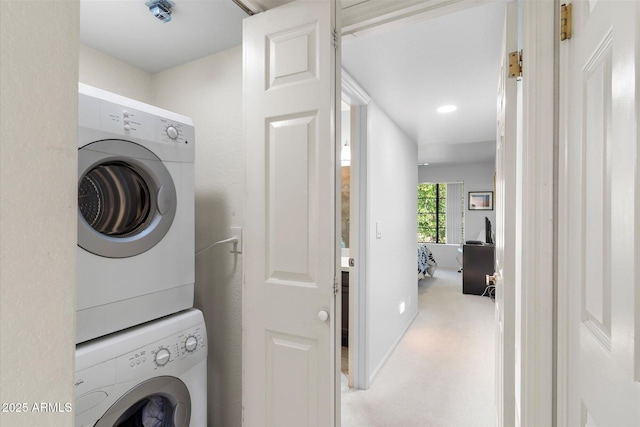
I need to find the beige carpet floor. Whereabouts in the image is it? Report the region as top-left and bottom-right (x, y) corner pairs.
(341, 267), (496, 427)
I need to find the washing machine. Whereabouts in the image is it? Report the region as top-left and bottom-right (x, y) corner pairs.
(75, 309), (207, 426)
(76, 83), (195, 343)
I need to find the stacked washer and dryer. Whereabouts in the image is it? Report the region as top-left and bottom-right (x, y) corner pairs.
(74, 83), (206, 426)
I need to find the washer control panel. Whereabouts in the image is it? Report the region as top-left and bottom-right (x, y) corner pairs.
(116, 323), (206, 383)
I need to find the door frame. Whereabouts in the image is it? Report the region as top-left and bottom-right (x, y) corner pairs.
(495, 3), (518, 425)
(341, 70), (371, 390)
(517, 1), (557, 425)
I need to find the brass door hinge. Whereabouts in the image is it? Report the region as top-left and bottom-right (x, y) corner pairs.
(561, 3), (572, 41)
(508, 50), (522, 78)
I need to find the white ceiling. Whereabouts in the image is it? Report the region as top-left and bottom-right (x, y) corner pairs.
(80, 0), (248, 74)
(80, 0), (506, 165)
(342, 1), (506, 165)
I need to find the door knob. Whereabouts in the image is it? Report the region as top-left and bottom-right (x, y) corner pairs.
(486, 273), (497, 286)
(317, 310), (329, 322)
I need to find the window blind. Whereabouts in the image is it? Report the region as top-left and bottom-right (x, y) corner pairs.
(446, 183), (464, 244)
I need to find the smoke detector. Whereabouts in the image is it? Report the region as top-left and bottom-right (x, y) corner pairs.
(145, 0), (175, 23)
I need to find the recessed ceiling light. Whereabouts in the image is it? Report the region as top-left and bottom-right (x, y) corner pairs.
(437, 105), (457, 113)
(419, 163), (429, 166)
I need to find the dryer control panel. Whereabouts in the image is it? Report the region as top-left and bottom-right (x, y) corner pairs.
(99, 103), (194, 147)
(78, 83), (195, 163)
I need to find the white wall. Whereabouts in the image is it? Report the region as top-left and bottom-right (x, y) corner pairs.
(0, 2), (79, 426)
(78, 46), (244, 427)
(79, 44), (153, 104)
(152, 47), (243, 427)
(367, 102), (419, 381)
(426, 244), (462, 269)
(418, 162), (496, 267)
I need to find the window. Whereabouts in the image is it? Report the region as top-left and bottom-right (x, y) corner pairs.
(418, 182), (464, 244)
(417, 183), (446, 243)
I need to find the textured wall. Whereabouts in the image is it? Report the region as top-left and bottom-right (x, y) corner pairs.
(0, 1), (79, 426)
(152, 47), (243, 427)
(79, 44), (153, 104)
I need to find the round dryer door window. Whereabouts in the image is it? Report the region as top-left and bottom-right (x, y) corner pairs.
(78, 140), (177, 258)
(79, 162), (152, 237)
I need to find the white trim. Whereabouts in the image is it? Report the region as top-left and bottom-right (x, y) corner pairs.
(496, 3), (518, 425)
(342, 70), (371, 106)
(556, 0), (571, 422)
(341, 69), (370, 390)
(334, 3), (341, 425)
(232, 0), (264, 14)
(519, 0), (556, 425)
(342, 0), (494, 39)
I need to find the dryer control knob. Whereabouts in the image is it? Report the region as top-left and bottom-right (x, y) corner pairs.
(166, 126), (178, 140)
(155, 348), (170, 366)
(185, 336), (198, 352)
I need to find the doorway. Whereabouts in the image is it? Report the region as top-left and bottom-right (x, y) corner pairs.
(339, 98), (352, 385)
(343, 0), (503, 422)
(339, 84), (370, 392)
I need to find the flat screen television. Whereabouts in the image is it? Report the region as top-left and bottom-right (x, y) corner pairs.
(485, 216), (494, 245)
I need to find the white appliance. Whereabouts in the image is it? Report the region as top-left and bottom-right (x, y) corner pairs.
(76, 83), (195, 343)
(75, 309), (207, 426)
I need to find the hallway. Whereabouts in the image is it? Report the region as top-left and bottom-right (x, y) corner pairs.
(342, 267), (495, 427)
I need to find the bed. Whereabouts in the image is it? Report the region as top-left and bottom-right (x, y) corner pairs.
(418, 243), (437, 279)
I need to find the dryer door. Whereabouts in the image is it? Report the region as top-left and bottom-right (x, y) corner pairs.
(94, 376), (190, 427)
(78, 140), (176, 258)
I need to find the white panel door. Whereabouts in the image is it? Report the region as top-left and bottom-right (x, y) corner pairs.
(243, 1), (339, 426)
(495, 3), (518, 427)
(560, 1), (640, 425)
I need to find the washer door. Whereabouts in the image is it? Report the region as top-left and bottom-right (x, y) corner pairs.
(94, 376), (190, 427)
(78, 140), (176, 258)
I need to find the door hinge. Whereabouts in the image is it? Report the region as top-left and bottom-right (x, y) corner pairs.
(332, 28), (339, 50)
(508, 50), (522, 78)
(560, 3), (572, 41)
(333, 277), (339, 295)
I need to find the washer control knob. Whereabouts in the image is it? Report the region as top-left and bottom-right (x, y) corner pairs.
(155, 348), (170, 366)
(185, 336), (198, 352)
(166, 126), (178, 140)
